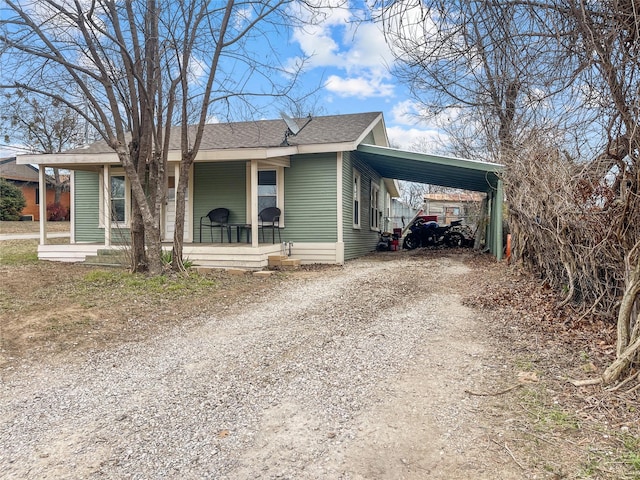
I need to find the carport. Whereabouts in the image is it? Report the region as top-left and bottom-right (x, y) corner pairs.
(356, 144), (505, 260)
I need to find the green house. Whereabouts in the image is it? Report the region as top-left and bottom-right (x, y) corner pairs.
(17, 112), (504, 268)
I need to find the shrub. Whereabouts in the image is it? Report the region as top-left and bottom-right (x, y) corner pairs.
(47, 202), (68, 221)
(0, 178), (26, 221)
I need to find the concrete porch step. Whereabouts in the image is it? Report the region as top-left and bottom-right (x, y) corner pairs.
(84, 249), (128, 267)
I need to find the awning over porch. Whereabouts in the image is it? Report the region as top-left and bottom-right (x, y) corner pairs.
(355, 144), (505, 260)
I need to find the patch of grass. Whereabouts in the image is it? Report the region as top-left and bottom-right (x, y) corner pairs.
(518, 387), (580, 431)
(622, 434), (640, 471)
(575, 437), (640, 479)
(544, 407), (580, 430)
(514, 357), (536, 371)
(0, 239), (39, 264)
(577, 456), (599, 477)
(0, 237), (70, 265)
(80, 269), (217, 300)
(47, 316), (93, 332)
(0, 220), (69, 234)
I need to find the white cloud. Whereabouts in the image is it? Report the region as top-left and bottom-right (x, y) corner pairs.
(386, 125), (449, 152)
(340, 23), (394, 73)
(390, 99), (461, 130)
(234, 6), (253, 29)
(187, 56), (207, 85)
(324, 74), (394, 98)
(288, 2), (396, 100)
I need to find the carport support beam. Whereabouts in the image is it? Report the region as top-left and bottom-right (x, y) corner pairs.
(490, 180), (504, 261)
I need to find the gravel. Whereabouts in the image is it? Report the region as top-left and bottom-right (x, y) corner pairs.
(0, 254), (518, 479)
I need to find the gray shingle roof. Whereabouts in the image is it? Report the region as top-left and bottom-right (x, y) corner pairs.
(69, 112), (382, 155)
(0, 157), (40, 181)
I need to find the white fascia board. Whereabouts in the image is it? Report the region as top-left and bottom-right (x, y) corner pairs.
(296, 142), (356, 155)
(16, 152), (120, 165)
(189, 143), (356, 160)
(260, 156), (290, 167)
(188, 146), (298, 162)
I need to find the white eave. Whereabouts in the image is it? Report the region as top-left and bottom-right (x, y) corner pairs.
(16, 152), (120, 166)
(17, 141), (363, 167)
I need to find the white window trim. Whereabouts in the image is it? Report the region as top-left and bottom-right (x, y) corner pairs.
(385, 192), (391, 232)
(250, 165), (285, 226)
(98, 168), (131, 228)
(370, 181), (380, 231)
(353, 169), (361, 229)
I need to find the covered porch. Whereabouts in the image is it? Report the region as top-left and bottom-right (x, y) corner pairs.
(37, 241), (287, 270)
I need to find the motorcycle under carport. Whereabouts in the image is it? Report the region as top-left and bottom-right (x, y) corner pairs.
(402, 218), (472, 250)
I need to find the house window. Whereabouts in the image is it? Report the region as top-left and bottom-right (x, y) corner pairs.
(35, 187), (40, 205)
(370, 181), (380, 230)
(446, 206), (460, 217)
(353, 169), (361, 228)
(99, 170), (130, 226)
(110, 175), (126, 222)
(258, 170), (277, 212)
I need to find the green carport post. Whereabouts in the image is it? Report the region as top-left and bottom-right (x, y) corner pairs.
(490, 179), (504, 261)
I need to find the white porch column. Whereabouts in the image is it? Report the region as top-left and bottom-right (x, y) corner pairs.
(69, 171), (75, 244)
(250, 159), (259, 247)
(38, 166), (47, 245)
(336, 152), (344, 243)
(336, 152), (345, 264)
(103, 164), (111, 246)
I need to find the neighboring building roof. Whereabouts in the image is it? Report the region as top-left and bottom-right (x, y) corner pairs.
(0, 157), (66, 187)
(424, 192), (485, 202)
(0, 157), (40, 182)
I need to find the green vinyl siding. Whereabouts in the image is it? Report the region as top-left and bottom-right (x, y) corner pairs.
(284, 153), (337, 242)
(193, 162), (246, 242)
(74, 170), (131, 243)
(361, 131), (375, 145)
(74, 170), (104, 243)
(342, 151), (381, 260)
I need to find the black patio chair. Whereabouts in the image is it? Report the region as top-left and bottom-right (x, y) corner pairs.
(199, 208), (231, 243)
(258, 207), (281, 243)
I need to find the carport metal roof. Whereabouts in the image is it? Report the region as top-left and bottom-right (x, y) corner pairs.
(356, 144), (503, 193)
(356, 144), (505, 260)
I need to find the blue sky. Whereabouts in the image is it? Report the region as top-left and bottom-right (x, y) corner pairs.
(278, 3), (446, 151)
(1, 1), (446, 157)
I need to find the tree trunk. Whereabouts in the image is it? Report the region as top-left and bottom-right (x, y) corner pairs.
(128, 137), (151, 273)
(129, 197), (147, 273)
(602, 246), (640, 384)
(115, 146), (163, 276)
(171, 158), (192, 272)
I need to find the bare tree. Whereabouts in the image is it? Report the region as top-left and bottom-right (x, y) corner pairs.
(376, 0), (639, 383)
(376, 0), (570, 161)
(505, 0), (639, 383)
(164, 0), (320, 271)
(547, 0), (639, 384)
(1, 91), (83, 203)
(1, 0), (168, 273)
(1, 0), (323, 275)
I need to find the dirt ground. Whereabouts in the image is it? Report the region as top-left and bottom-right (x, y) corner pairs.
(0, 221), (638, 479)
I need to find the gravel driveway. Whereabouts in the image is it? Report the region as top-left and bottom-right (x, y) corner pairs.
(1, 255), (523, 479)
